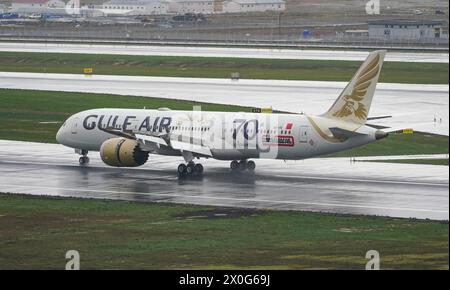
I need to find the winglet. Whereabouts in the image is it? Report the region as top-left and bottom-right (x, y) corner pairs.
(322, 50), (386, 125)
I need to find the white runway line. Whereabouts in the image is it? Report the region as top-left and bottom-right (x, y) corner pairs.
(0, 42), (448, 63)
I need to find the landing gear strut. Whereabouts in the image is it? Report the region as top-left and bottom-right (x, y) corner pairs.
(230, 160), (255, 172)
(178, 161), (204, 176)
(77, 149), (89, 166)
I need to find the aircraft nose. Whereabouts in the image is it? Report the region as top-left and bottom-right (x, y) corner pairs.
(56, 125), (64, 144)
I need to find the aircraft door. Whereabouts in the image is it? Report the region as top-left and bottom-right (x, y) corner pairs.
(299, 126), (309, 143)
(71, 117), (80, 135)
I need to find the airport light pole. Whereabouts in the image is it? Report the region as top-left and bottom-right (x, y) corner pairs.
(278, 12), (283, 41)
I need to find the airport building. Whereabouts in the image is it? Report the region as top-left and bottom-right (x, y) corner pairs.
(222, 0), (285, 13)
(99, 0), (169, 15)
(11, 0), (65, 14)
(368, 20), (446, 41)
(0, 3), (7, 13)
(9, 0), (286, 16)
(167, 0), (285, 15)
(168, 0), (215, 15)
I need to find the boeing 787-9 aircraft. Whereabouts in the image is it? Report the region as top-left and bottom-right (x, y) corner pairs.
(56, 50), (390, 175)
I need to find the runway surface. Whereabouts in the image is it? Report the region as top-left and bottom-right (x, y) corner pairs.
(0, 42), (448, 63)
(0, 140), (448, 220)
(1, 72), (448, 135)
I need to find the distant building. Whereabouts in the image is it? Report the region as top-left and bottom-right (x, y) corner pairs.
(11, 0), (65, 14)
(99, 0), (169, 15)
(223, 0), (285, 13)
(213, 0), (224, 13)
(167, 0), (285, 14)
(0, 1), (10, 13)
(343, 29), (369, 38)
(368, 20), (445, 40)
(168, 0), (215, 15)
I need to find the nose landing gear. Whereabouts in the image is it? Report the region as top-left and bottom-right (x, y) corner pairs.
(77, 149), (89, 166)
(79, 156), (90, 165)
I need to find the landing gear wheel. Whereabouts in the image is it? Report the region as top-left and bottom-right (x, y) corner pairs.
(194, 163), (204, 174)
(77, 149), (89, 166)
(177, 164), (187, 175)
(79, 156), (89, 165)
(238, 160), (247, 171)
(230, 160), (239, 171)
(246, 160), (256, 171)
(186, 163), (195, 174)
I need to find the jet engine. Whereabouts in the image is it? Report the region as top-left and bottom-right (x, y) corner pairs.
(100, 138), (148, 167)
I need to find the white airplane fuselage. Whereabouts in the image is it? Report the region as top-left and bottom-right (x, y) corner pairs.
(56, 108), (379, 161)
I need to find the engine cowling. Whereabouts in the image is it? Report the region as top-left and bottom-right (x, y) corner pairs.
(100, 138), (149, 167)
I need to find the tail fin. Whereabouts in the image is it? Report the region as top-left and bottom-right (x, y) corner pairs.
(322, 50), (386, 125)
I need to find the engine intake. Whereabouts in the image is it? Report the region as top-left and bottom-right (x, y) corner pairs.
(100, 138), (148, 167)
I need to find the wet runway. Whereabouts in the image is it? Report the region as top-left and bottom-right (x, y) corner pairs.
(0, 42), (448, 63)
(0, 140), (448, 220)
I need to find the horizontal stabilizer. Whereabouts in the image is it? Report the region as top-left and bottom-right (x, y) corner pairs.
(329, 127), (367, 140)
(367, 115), (392, 121)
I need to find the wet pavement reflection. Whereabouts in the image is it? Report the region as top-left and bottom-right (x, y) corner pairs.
(0, 140), (448, 220)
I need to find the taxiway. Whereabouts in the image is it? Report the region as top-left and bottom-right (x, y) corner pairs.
(0, 42), (448, 63)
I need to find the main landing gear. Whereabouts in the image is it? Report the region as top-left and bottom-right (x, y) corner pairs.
(78, 149), (89, 166)
(230, 160), (255, 172)
(178, 161), (204, 176)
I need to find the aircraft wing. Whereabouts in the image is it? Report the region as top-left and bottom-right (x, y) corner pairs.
(100, 127), (212, 157)
(101, 127), (169, 145)
(100, 127), (136, 139)
(170, 140), (213, 157)
(135, 133), (168, 146)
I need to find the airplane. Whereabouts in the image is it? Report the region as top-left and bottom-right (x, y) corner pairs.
(56, 50), (390, 175)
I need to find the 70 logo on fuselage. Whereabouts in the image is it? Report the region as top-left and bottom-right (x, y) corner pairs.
(232, 119), (259, 149)
(232, 119), (259, 140)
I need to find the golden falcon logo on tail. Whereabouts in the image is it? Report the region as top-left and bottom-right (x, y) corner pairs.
(333, 54), (380, 120)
